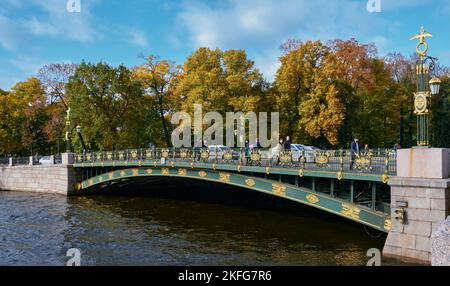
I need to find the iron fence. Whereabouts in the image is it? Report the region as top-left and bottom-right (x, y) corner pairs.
(0, 157), (8, 166)
(12, 157), (30, 166)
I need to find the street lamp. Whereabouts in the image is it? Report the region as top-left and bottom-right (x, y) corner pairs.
(410, 27), (440, 147)
(429, 77), (442, 96)
(75, 125), (87, 152)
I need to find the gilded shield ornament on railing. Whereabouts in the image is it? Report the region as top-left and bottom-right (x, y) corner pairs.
(223, 150), (233, 161)
(200, 149), (210, 160)
(95, 153), (102, 161)
(107, 152), (113, 160)
(76, 154), (83, 162)
(250, 150), (261, 162)
(314, 151), (331, 167)
(354, 151), (373, 172)
(118, 152), (125, 160)
(131, 150), (138, 160)
(179, 149), (189, 159)
(86, 153), (92, 162)
(279, 151), (292, 165)
(161, 149), (170, 158)
(146, 150), (153, 159)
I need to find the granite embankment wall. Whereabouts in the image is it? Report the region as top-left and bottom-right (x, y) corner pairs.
(0, 165), (76, 195)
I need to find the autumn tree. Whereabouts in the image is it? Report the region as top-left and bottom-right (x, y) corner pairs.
(274, 40), (346, 146)
(38, 63), (77, 152)
(67, 62), (147, 151)
(173, 48), (265, 114)
(0, 78), (47, 155)
(132, 55), (179, 147)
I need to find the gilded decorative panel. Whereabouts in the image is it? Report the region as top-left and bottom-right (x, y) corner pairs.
(272, 183), (286, 196)
(219, 172), (231, 183)
(340, 203), (361, 220)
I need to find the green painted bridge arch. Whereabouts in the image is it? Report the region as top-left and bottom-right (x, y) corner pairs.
(76, 166), (392, 233)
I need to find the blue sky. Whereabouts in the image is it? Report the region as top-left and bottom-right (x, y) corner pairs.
(0, 0), (449, 90)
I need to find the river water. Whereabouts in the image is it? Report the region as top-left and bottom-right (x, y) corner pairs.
(0, 184), (408, 266)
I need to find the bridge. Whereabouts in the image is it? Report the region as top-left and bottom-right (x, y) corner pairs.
(1, 146), (449, 264)
(71, 148), (396, 233)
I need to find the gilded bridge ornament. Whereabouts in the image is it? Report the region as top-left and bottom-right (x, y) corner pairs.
(250, 150), (261, 163)
(178, 168), (187, 176)
(314, 151), (331, 167)
(161, 168), (170, 175)
(381, 174), (389, 184)
(161, 149), (170, 159)
(354, 151), (373, 172)
(384, 218), (392, 231)
(245, 178), (256, 187)
(306, 194), (319, 204)
(223, 150), (233, 161)
(298, 169), (304, 177)
(279, 151), (292, 166)
(219, 172), (231, 183)
(107, 152), (113, 160)
(410, 26), (432, 59)
(198, 170), (207, 177)
(272, 183), (286, 196)
(131, 150), (138, 160)
(341, 203), (361, 220)
(200, 149), (210, 160)
(179, 149), (189, 159)
(414, 92), (430, 115)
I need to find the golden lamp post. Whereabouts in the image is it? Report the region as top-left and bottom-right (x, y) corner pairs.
(410, 26), (441, 147)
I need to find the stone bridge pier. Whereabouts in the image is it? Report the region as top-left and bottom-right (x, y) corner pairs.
(383, 148), (450, 264)
(0, 153), (77, 195)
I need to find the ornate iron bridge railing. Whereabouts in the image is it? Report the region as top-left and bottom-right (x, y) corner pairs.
(74, 147), (397, 177)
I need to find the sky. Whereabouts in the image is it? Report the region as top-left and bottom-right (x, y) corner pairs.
(0, 0), (449, 90)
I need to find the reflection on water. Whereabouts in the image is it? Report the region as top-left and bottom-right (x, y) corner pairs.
(0, 184), (408, 266)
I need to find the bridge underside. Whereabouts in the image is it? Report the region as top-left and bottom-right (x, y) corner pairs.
(74, 166), (392, 233)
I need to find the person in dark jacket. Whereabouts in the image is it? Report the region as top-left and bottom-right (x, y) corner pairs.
(284, 136), (291, 151)
(350, 138), (360, 169)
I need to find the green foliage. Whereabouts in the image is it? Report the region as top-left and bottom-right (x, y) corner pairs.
(67, 62), (148, 151)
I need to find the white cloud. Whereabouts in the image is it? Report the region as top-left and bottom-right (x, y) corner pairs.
(177, 0), (389, 80)
(22, 0), (99, 43)
(128, 29), (149, 48)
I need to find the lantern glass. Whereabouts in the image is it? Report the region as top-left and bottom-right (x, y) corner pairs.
(429, 77), (441, 96)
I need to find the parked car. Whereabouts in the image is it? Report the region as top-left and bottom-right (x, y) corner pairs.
(208, 145), (239, 160)
(291, 144), (316, 163)
(39, 156), (53, 165)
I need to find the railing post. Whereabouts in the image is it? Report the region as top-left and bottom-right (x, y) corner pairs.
(50, 155), (55, 165)
(29, 156), (34, 166)
(330, 179), (335, 197)
(371, 182), (376, 210)
(350, 180), (354, 203)
(8, 157), (13, 167)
